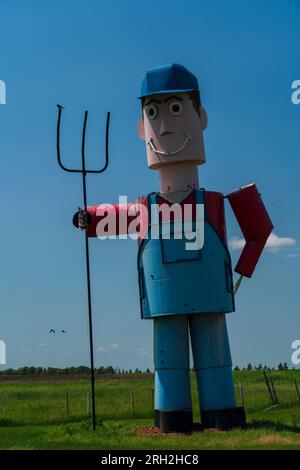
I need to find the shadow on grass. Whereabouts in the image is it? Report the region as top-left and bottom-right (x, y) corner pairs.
(157, 420), (300, 436)
(0, 415), (90, 427)
(248, 419), (300, 434)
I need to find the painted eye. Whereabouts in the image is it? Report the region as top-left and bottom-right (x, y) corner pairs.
(169, 101), (183, 116)
(147, 104), (157, 119)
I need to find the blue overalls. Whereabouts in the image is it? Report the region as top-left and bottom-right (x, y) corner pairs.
(138, 189), (244, 431)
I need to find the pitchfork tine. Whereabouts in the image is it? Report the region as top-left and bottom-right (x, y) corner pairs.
(56, 105), (110, 174)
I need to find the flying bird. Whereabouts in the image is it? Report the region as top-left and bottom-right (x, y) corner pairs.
(49, 329), (56, 334)
(61, 330), (66, 333)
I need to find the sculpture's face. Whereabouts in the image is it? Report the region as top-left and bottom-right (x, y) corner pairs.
(137, 92), (208, 169)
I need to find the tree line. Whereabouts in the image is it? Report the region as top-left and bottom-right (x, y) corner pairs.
(234, 362), (293, 371)
(0, 366), (152, 376)
(0, 363), (296, 375)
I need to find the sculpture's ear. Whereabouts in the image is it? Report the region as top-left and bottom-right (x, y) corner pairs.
(200, 107), (208, 130)
(137, 117), (145, 140)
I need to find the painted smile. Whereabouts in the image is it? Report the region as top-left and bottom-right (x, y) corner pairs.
(147, 133), (192, 156)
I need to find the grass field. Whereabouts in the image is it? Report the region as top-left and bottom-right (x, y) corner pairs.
(0, 371), (300, 450)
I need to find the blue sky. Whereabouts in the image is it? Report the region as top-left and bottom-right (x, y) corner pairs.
(0, 0), (299, 371)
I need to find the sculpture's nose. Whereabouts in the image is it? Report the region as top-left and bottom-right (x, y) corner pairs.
(159, 118), (174, 136)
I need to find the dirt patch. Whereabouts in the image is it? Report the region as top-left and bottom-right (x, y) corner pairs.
(134, 426), (166, 436)
(134, 426), (194, 437)
(258, 434), (296, 446)
(134, 424), (223, 437)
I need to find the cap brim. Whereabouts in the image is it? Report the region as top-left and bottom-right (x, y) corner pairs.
(138, 88), (197, 99)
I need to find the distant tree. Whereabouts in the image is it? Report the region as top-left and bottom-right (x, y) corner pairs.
(278, 363), (283, 371)
(283, 362), (289, 370)
(246, 363), (253, 371)
(234, 366), (240, 371)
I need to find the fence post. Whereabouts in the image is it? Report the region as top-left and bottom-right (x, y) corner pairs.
(263, 371), (275, 404)
(295, 381), (300, 401)
(238, 382), (245, 409)
(66, 392), (69, 417)
(87, 390), (90, 416)
(270, 377), (279, 404)
(130, 389), (135, 417)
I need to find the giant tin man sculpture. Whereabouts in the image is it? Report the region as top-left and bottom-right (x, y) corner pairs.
(74, 64), (273, 432)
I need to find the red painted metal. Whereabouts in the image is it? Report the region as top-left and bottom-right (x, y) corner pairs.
(226, 184), (273, 277)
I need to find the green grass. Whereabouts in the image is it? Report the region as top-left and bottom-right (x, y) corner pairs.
(0, 371), (300, 449)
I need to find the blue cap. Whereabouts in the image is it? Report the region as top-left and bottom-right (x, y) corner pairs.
(139, 63), (199, 98)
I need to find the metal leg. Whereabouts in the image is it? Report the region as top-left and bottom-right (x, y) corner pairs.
(154, 315), (193, 432)
(189, 313), (246, 429)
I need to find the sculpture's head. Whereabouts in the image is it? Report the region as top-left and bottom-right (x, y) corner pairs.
(137, 64), (208, 170)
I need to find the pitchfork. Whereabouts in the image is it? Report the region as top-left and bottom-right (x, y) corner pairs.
(56, 104), (110, 430)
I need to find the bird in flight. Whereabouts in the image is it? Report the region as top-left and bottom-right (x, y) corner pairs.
(61, 330), (66, 333)
(49, 329), (56, 334)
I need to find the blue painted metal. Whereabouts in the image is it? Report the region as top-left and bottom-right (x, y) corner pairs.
(138, 190), (235, 319)
(189, 314), (236, 410)
(153, 313), (236, 414)
(194, 366), (236, 411)
(139, 189), (237, 417)
(139, 63), (199, 98)
(154, 316), (192, 412)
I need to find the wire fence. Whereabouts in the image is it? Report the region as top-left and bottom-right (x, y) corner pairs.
(0, 372), (299, 426)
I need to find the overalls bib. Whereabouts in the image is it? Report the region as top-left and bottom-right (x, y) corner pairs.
(138, 189), (235, 319)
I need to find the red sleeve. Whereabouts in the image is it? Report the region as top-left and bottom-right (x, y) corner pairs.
(205, 191), (227, 244)
(226, 184), (273, 278)
(86, 196), (148, 239)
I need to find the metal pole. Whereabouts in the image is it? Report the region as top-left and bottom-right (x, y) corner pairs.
(82, 111), (96, 431)
(238, 381), (245, 410)
(263, 370), (275, 404)
(295, 380), (300, 401)
(130, 389), (135, 417)
(66, 392), (69, 417)
(270, 377), (279, 404)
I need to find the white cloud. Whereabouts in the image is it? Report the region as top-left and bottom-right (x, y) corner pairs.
(96, 343), (119, 353)
(266, 233), (296, 252)
(229, 237), (246, 250)
(229, 232), (297, 254)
